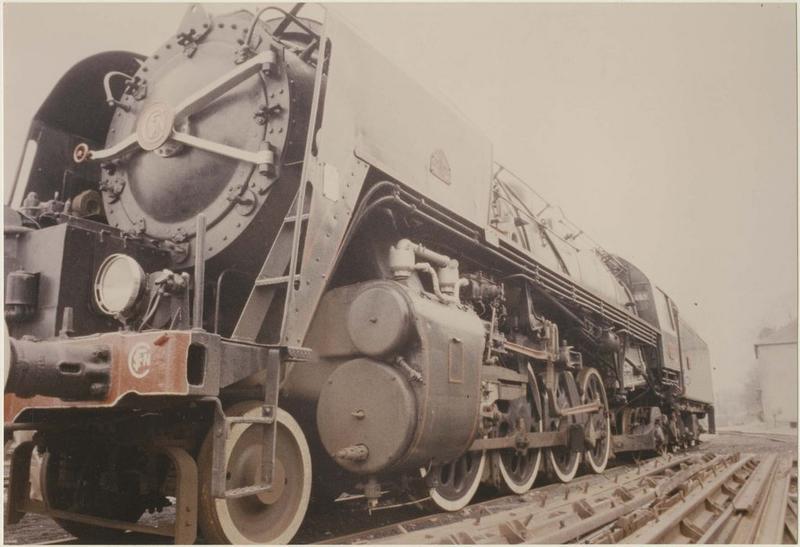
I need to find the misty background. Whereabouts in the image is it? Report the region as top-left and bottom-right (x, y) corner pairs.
(4, 3), (797, 417)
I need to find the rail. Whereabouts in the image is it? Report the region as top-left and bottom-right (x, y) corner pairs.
(321, 451), (797, 544)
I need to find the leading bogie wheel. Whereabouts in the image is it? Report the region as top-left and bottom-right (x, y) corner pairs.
(198, 401), (312, 544)
(546, 370), (582, 482)
(40, 448), (146, 542)
(577, 367), (611, 474)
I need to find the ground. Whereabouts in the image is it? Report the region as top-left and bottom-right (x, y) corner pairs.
(3, 428), (797, 545)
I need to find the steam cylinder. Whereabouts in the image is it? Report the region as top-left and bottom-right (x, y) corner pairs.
(293, 280), (485, 475)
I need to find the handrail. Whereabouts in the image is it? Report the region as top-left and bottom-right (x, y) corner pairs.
(492, 161), (629, 276)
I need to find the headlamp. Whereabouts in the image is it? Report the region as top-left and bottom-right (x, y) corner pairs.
(93, 254), (145, 317)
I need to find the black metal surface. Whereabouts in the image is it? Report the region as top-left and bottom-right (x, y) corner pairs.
(4, 217), (170, 339)
(5, 270), (39, 322)
(6, 338), (111, 400)
(99, 10), (316, 274)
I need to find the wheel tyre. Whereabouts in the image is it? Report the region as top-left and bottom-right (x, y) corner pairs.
(198, 401), (312, 544)
(421, 451), (486, 512)
(546, 448), (581, 482)
(494, 448), (541, 494)
(577, 368), (611, 474)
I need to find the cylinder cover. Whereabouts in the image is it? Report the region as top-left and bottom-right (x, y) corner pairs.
(346, 285), (411, 357)
(317, 358), (416, 474)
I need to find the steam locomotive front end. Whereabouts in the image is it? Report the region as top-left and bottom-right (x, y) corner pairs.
(4, 6), (323, 543)
(4, 4), (317, 406)
(4, 214), (199, 408)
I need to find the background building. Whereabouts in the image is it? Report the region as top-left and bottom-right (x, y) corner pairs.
(754, 318), (798, 428)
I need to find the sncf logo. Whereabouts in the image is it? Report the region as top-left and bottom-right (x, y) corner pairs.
(128, 342), (153, 379)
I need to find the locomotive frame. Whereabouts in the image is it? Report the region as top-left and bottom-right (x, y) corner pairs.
(4, 4), (714, 544)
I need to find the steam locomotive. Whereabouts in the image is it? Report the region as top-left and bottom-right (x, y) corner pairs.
(4, 4), (715, 544)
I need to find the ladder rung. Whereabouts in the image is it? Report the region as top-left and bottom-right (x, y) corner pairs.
(224, 484), (272, 499)
(284, 213), (310, 224)
(254, 275), (290, 287)
(225, 416), (275, 425)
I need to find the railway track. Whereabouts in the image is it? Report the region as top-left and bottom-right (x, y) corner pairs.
(6, 448), (796, 544)
(322, 451), (798, 544)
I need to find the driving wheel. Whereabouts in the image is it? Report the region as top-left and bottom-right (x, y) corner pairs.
(546, 370), (581, 482)
(421, 450), (486, 512)
(578, 367), (611, 473)
(492, 363), (543, 494)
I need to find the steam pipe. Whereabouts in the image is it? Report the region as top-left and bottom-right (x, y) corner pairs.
(413, 262), (448, 304)
(396, 238), (451, 268)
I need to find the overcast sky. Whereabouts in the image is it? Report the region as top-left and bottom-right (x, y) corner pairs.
(4, 3), (797, 395)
